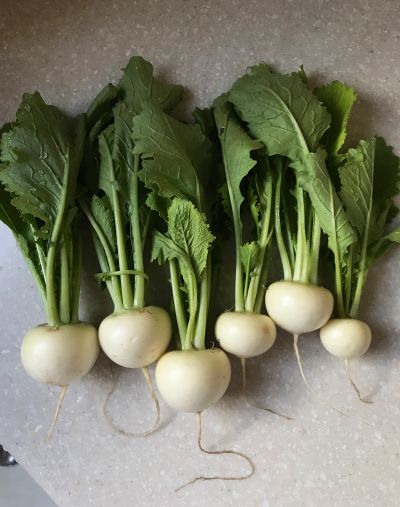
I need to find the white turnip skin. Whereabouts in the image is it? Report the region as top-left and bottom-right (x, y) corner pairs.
(215, 311), (276, 359)
(320, 318), (372, 359)
(265, 280), (334, 335)
(99, 306), (172, 368)
(155, 349), (231, 412)
(21, 322), (99, 386)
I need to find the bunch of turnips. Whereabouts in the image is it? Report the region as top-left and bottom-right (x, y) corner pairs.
(1, 56), (399, 486)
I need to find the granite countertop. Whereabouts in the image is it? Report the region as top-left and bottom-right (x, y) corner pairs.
(1, 1), (400, 506)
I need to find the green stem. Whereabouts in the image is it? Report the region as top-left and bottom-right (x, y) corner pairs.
(112, 182), (134, 309)
(169, 259), (188, 347)
(344, 244), (354, 316)
(92, 235), (117, 309)
(79, 199), (123, 312)
(350, 257), (368, 319)
(254, 247), (271, 314)
(293, 183), (307, 283)
(245, 218), (272, 312)
(275, 168), (292, 280)
(59, 240), (70, 324)
(46, 158), (71, 327)
(245, 170), (273, 311)
(230, 195), (244, 312)
(308, 214), (321, 286)
(282, 178), (295, 269)
(333, 249), (346, 318)
(32, 226), (47, 283)
(131, 155), (145, 309)
(71, 228), (82, 323)
(193, 258), (211, 350)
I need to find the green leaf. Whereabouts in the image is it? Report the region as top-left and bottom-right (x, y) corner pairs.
(151, 229), (198, 314)
(167, 198), (214, 279)
(90, 195), (117, 253)
(98, 124), (117, 205)
(112, 104), (136, 203)
(86, 83), (118, 131)
(246, 177), (260, 236)
(132, 103), (214, 211)
(385, 228), (400, 243)
(315, 81), (356, 159)
(230, 64), (331, 159)
(255, 157), (274, 213)
(193, 107), (218, 142)
(291, 149), (356, 256)
(0, 92), (85, 238)
(118, 56), (183, 113)
(240, 241), (260, 272)
(82, 84), (118, 192)
(296, 65), (308, 85)
(213, 96), (261, 234)
(339, 137), (400, 246)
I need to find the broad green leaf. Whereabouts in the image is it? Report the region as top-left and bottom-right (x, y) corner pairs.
(213, 96), (261, 234)
(339, 137), (400, 246)
(167, 198), (214, 279)
(118, 56), (183, 113)
(0, 92), (85, 238)
(315, 81), (356, 159)
(132, 103), (214, 211)
(230, 64), (331, 160)
(240, 241), (260, 272)
(291, 149), (356, 255)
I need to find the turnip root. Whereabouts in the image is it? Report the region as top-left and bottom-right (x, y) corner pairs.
(215, 311), (276, 359)
(320, 318), (371, 359)
(175, 412), (255, 491)
(265, 280), (333, 389)
(155, 349), (231, 413)
(98, 306), (172, 436)
(21, 323), (99, 385)
(215, 311), (291, 419)
(265, 281), (334, 336)
(21, 322), (99, 441)
(99, 306), (172, 368)
(320, 318), (372, 403)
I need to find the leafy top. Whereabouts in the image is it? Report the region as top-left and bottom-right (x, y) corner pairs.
(230, 64), (331, 159)
(0, 92), (85, 238)
(118, 56), (183, 114)
(133, 103), (214, 214)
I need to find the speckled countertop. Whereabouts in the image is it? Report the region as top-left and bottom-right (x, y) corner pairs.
(1, 1), (400, 506)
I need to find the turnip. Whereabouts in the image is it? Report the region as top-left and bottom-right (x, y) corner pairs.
(80, 57), (182, 435)
(155, 349), (231, 413)
(212, 97), (289, 417)
(133, 105), (254, 487)
(314, 130), (400, 401)
(0, 93), (99, 439)
(230, 68), (349, 389)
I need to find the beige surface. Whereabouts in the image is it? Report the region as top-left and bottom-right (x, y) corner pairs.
(1, 1), (400, 506)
